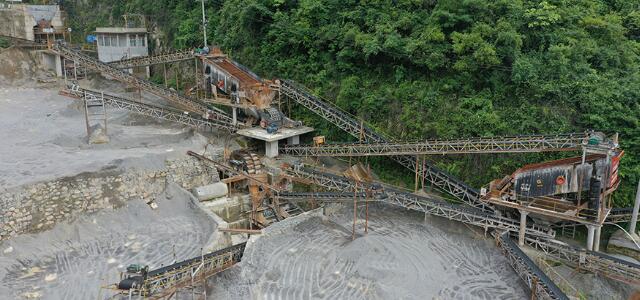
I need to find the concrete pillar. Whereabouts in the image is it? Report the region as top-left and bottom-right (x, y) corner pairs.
(54, 54), (63, 77)
(265, 141), (278, 158)
(519, 210), (528, 247)
(594, 226), (602, 251)
(629, 179), (640, 235)
(586, 225), (596, 251)
(232, 107), (237, 125)
(287, 135), (300, 145)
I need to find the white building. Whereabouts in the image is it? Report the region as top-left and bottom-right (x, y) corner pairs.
(95, 27), (149, 77)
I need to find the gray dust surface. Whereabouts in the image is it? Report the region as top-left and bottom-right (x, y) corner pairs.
(0, 183), (216, 300)
(0, 86), (212, 189)
(208, 204), (528, 299)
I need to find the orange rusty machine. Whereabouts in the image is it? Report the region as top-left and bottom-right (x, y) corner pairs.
(200, 48), (301, 133)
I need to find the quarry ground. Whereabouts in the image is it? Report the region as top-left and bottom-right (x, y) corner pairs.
(208, 204), (529, 299)
(0, 47), (638, 300)
(0, 183), (216, 300)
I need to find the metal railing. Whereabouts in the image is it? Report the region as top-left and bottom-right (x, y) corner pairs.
(282, 133), (587, 157)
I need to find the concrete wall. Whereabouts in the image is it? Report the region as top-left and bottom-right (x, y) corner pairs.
(0, 158), (219, 240)
(0, 6), (31, 40)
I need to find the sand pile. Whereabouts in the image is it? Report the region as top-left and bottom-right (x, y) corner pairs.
(208, 204), (527, 299)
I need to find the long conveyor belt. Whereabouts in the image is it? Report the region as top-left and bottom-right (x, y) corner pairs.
(279, 80), (491, 212)
(64, 85), (238, 132)
(496, 232), (570, 300)
(281, 133), (587, 156)
(51, 42), (231, 123)
(285, 164), (554, 237)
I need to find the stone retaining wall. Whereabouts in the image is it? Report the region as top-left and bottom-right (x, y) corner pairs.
(0, 158), (219, 240)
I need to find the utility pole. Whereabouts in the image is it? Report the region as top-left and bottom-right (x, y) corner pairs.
(200, 0), (208, 47)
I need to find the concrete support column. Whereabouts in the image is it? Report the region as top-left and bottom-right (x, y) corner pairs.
(232, 107), (237, 125)
(287, 135), (300, 145)
(55, 54), (63, 77)
(265, 141), (278, 158)
(594, 226), (602, 252)
(586, 225), (596, 251)
(518, 210), (528, 247)
(629, 179), (640, 235)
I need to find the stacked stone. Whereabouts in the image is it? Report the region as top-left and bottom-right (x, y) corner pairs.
(0, 158), (219, 240)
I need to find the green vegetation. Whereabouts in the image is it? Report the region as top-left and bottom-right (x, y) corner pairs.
(65, 0), (640, 206)
(0, 37), (9, 48)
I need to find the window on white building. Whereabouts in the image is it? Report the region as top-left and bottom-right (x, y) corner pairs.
(140, 35), (146, 47)
(104, 34), (110, 46)
(110, 35), (118, 47)
(129, 35), (136, 47)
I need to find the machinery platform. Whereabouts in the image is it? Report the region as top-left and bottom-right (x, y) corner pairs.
(236, 126), (314, 157)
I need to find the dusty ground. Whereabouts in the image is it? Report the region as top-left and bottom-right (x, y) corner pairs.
(0, 183), (216, 300)
(0, 85), (217, 190)
(208, 204), (528, 299)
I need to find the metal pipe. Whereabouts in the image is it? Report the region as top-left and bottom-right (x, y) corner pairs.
(629, 179), (640, 234)
(519, 211), (528, 246)
(587, 225), (595, 251)
(201, 0), (207, 47)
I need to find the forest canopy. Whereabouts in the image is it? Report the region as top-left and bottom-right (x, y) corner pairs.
(64, 0), (640, 206)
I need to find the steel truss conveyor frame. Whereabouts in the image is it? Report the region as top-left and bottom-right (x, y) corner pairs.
(281, 133), (587, 157)
(133, 243), (246, 297)
(65, 85), (238, 132)
(522, 235), (640, 285)
(51, 43), (231, 123)
(495, 232), (569, 300)
(278, 80), (491, 212)
(108, 49), (197, 69)
(285, 164), (554, 238)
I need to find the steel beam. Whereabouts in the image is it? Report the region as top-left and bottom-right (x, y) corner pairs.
(282, 133), (586, 157)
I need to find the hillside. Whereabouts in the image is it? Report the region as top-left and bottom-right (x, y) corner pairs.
(63, 0), (640, 206)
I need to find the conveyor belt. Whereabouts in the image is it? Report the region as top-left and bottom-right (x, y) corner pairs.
(277, 192), (375, 202)
(51, 42), (231, 123)
(107, 49), (197, 69)
(64, 85), (238, 132)
(121, 242), (246, 297)
(285, 164), (554, 237)
(281, 133), (587, 157)
(523, 235), (640, 285)
(278, 80), (492, 212)
(495, 232), (569, 300)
